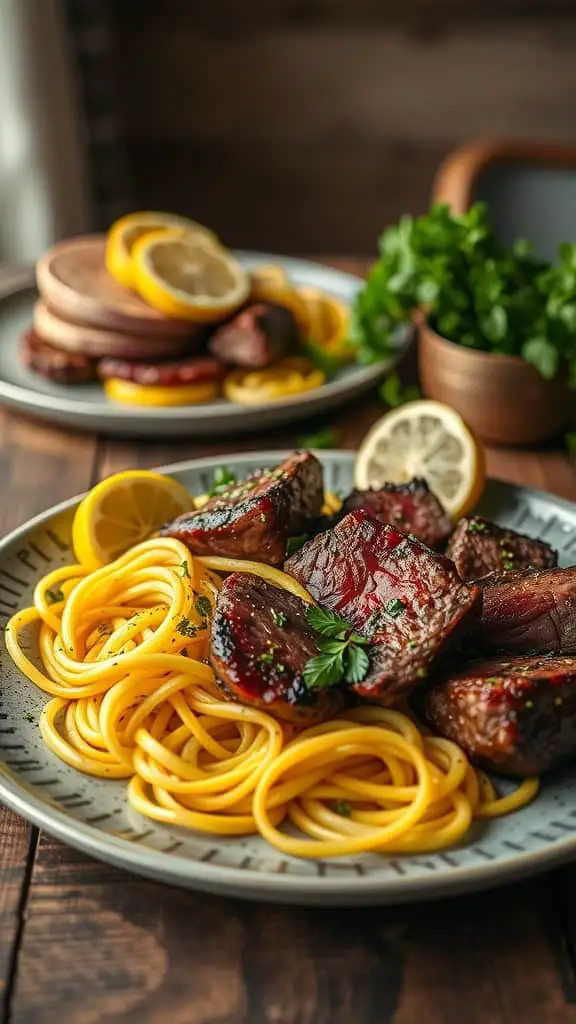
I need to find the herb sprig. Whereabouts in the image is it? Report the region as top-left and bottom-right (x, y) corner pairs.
(352, 201), (576, 384)
(207, 466), (237, 497)
(304, 606), (370, 689)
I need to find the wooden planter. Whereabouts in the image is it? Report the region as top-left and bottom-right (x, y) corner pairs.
(418, 320), (568, 446)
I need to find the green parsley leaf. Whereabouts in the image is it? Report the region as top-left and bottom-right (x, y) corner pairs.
(380, 372), (421, 409)
(297, 426), (339, 450)
(176, 617), (198, 638)
(179, 559), (191, 579)
(301, 342), (346, 379)
(334, 800), (351, 817)
(345, 644), (370, 684)
(305, 605), (350, 639)
(271, 609), (288, 627)
(386, 598), (406, 618)
(194, 595), (211, 619)
(521, 337), (559, 380)
(207, 466), (237, 497)
(45, 587), (64, 605)
(303, 649), (345, 689)
(304, 606), (371, 689)
(286, 534), (309, 557)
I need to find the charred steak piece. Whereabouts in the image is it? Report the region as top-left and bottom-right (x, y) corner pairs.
(210, 573), (343, 723)
(475, 566), (576, 654)
(208, 302), (298, 368)
(20, 328), (97, 385)
(425, 652), (576, 776)
(161, 451), (323, 566)
(98, 354), (225, 388)
(285, 510), (481, 704)
(339, 478), (452, 549)
(446, 516), (557, 582)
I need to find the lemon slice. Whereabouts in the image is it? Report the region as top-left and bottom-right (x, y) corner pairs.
(104, 378), (219, 407)
(132, 230), (250, 323)
(72, 470), (195, 569)
(106, 211), (219, 288)
(294, 286), (351, 358)
(250, 264), (289, 298)
(354, 400), (485, 518)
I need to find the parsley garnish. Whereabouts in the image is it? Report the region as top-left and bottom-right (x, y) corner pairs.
(286, 534), (309, 557)
(194, 595), (211, 619)
(271, 609), (288, 627)
(297, 426), (339, 450)
(176, 617), (198, 638)
(303, 606), (370, 689)
(380, 372), (421, 409)
(45, 587), (64, 605)
(386, 598), (406, 618)
(468, 519), (488, 534)
(334, 800), (351, 817)
(179, 559), (191, 578)
(208, 466), (237, 497)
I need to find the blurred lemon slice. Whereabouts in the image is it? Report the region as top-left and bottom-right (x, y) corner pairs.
(104, 378), (219, 408)
(72, 470), (195, 568)
(354, 400), (485, 518)
(106, 211), (219, 288)
(250, 264), (290, 297)
(295, 286), (351, 359)
(132, 230), (250, 322)
(223, 357), (325, 404)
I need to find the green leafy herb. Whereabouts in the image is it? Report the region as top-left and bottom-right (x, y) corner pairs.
(286, 534), (309, 557)
(566, 432), (576, 457)
(304, 606), (370, 689)
(45, 586), (64, 605)
(194, 595), (211, 619)
(380, 372), (421, 409)
(386, 598), (406, 618)
(260, 651), (274, 664)
(207, 466), (237, 497)
(297, 426), (339, 450)
(176, 617), (198, 638)
(351, 200), (576, 384)
(467, 519), (488, 533)
(179, 559), (191, 579)
(334, 800), (351, 817)
(271, 609), (288, 627)
(302, 342), (346, 379)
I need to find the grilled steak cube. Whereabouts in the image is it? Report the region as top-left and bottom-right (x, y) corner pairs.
(476, 566), (576, 654)
(285, 509), (481, 704)
(339, 478), (452, 548)
(208, 302), (298, 368)
(425, 652), (576, 776)
(161, 451), (323, 566)
(210, 573), (344, 723)
(446, 516), (557, 582)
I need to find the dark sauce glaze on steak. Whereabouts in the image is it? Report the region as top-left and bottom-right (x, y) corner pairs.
(210, 573), (344, 723)
(426, 652), (576, 776)
(476, 566), (576, 655)
(446, 516), (557, 582)
(339, 478), (452, 549)
(161, 451), (323, 566)
(285, 509), (481, 705)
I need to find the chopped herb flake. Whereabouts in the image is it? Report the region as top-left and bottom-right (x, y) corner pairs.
(386, 598), (406, 618)
(467, 520), (488, 534)
(45, 586), (64, 605)
(179, 559), (191, 578)
(208, 466), (237, 497)
(194, 595), (211, 619)
(176, 617), (198, 638)
(334, 800), (351, 817)
(271, 609), (288, 627)
(415, 667), (427, 679)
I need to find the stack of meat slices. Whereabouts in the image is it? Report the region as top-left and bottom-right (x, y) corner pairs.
(22, 234), (301, 399)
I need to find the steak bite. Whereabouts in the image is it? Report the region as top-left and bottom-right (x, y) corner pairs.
(446, 516), (557, 582)
(425, 652), (576, 776)
(285, 509), (481, 705)
(210, 573), (343, 723)
(339, 478), (452, 548)
(161, 451), (323, 566)
(208, 302), (298, 368)
(476, 566), (576, 655)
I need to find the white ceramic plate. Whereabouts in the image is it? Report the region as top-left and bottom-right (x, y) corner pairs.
(2, 451), (576, 905)
(0, 255), (404, 438)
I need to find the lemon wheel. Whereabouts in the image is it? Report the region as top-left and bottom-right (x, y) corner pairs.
(105, 211), (219, 289)
(72, 470), (195, 568)
(354, 400), (485, 518)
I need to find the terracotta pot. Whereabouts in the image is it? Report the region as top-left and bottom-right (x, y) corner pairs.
(418, 321), (568, 446)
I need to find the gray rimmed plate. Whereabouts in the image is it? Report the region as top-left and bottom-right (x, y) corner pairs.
(0, 254), (403, 438)
(1, 450), (576, 906)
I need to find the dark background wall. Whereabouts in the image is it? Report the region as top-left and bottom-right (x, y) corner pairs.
(110, 0), (576, 255)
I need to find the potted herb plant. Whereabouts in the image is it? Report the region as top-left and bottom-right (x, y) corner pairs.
(351, 202), (576, 445)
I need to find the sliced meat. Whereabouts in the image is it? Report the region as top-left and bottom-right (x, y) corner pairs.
(339, 478), (452, 548)
(446, 516), (557, 582)
(210, 573), (343, 723)
(208, 302), (298, 368)
(425, 652), (576, 776)
(161, 451), (323, 566)
(20, 328), (97, 385)
(98, 354), (224, 387)
(285, 509), (481, 704)
(475, 566), (576, 654)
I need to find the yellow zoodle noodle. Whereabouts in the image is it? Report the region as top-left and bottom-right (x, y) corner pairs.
(5, 536), (538, 858)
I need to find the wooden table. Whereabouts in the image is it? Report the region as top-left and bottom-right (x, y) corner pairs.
(2, 260), (576, 1023)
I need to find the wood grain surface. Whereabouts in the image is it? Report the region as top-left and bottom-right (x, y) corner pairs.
(2, 259), (576, 1022)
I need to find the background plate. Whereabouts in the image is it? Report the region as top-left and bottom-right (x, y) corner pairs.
(1, 451), (576, 906)
(0, 254), (404, 438)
